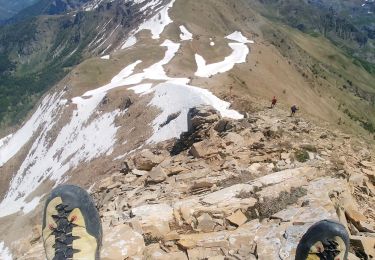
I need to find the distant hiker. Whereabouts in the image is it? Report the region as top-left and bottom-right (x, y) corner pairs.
(291, 105), (298, 116)
(271, 96), (277, 108)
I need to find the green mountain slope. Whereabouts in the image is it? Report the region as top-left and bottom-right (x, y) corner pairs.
(245, 0), (375, 135)
(0, 1), (141, 129)
(249, 0), (375, 65)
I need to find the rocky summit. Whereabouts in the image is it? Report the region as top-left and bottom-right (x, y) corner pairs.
(12, 105), (375, 260)
(0, 0), (374, 259)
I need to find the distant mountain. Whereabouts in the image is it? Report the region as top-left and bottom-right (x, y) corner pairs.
(250, 0), (375, 64)
(0, 0), (39, 20)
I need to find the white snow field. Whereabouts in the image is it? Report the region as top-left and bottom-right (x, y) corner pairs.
(195, 31), (253, 77)
(122, 36), (137, 49)
(122, 0), (175, 49)
(179, 25), (193, 41)
(0, 88), (121, 217)
(0, 59), (149, 217)
(225, 31), (254, 44)
(0, 92), (64, 168)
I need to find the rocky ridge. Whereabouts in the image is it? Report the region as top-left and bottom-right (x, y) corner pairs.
(12, 105), (375, 259)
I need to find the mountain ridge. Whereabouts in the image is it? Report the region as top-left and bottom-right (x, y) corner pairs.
(0, 0), (374, 258)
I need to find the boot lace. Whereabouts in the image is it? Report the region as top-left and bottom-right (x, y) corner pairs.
(49, 204), (80, 260)
(314, 239), (341, 260)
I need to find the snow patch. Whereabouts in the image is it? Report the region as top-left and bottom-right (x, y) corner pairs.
(0, 242), (12, 260)
(225, 31), (254, 44)
(23, 196), (41, 214)
(0, 92), (63, 168)
(137, 0), (175, 39)
(179, 25), (193, 41)
(119, 40), (189, 85)
(194, 32), (253, 78)
(138, 0), (163, 12)
(195, 43), (249, 77)
(122, 36), (137, 49)
(129, 83), (153, 95)
(121, 0), (175, 49)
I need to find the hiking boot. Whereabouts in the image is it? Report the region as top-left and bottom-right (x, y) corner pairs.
(42, 185), (102, 260)
(295, 219), (349, 260)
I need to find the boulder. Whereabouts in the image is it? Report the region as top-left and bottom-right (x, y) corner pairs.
(179, 231), (230, 249)
(188, 248), (224, 260)
(350, 236), (375, 259)
(131, 203), (174, 237)
(280, 152), (291, 160)
(226, 210), (248, 227)
(224, 133), (244, 146)
(241, 130), (265, 146)
(345, 207), (374, 232)
(196, 213), (216, 233)
(133, 149), (164, 171)
(214, 119), (233, 132)
(202, 184), (255, 205)
(147, 166), (167, 184)
(254, 222), (290, 260)
(189, 140), (219, 158)
(174, 198), (201, 224)
(177, 239), (197, 250)
(164, 231), (180, 241)
(101, 225), (145, 260)
(132, 169), (148, 177)
(188, 106), (220, 131)
(166, 165), (187, 176)
(98, 176), (114, 191)
(349, 173), (368, 187)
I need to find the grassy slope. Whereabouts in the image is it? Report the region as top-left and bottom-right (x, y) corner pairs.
(250, 0), (375, 64)
(241, 0), (375, 136)
(0, 3), (136, 131)
(277, 25), (375, 132)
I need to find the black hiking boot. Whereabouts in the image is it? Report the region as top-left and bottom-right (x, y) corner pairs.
(42, 185), (102, 260)
(295, 219), (349, 260)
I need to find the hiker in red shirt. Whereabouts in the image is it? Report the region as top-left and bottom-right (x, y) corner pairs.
(271, 96), (277, 108)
